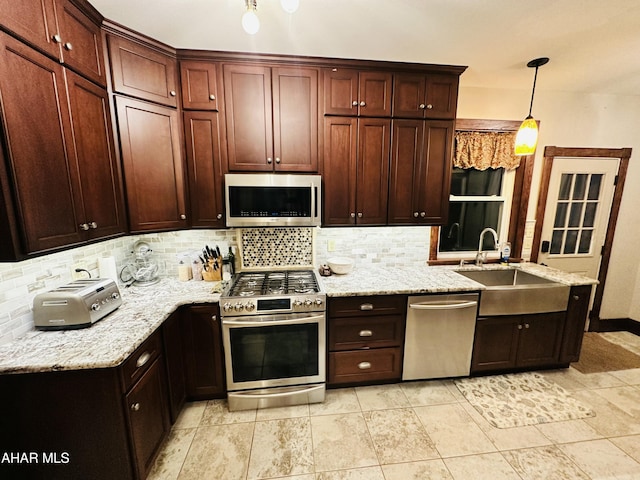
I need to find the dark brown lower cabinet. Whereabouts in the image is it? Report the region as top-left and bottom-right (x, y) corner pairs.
(162, 310), (187, 423)
(182, 305), (226, 399)
(471, 312), (566, 373)
(559, 285), (592, 363)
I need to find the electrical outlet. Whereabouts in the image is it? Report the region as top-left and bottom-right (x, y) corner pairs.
(327, 240), (336, 252)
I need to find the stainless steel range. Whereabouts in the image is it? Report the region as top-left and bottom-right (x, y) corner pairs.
(220, 270), (326, 411)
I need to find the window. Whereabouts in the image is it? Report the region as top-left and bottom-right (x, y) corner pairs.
(439, 167), (515, 257)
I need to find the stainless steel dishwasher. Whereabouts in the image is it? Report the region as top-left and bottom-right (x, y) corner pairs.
(402, 293), (479, 380)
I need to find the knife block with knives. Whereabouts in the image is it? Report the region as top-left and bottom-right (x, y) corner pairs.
(201, 245), (223, 282)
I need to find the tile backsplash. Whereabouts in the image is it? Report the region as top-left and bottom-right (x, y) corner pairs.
(0, 226), (431, 345)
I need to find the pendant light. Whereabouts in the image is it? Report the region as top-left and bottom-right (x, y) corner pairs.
(514, 57), (549, 156)
(242, 0), (260, 35)
(280, 0), (300, 13)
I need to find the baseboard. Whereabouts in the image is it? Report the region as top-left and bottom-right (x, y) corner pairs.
(592, 318), (640, 336)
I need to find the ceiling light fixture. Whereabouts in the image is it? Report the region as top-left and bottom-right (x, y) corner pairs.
(242, 0), (260, 35)
(280, 0), (300, 13)
(514, 57), (549, 156)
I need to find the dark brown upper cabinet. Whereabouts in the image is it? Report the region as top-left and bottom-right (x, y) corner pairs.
(323, 117), (391, 226)
(0, 0), (106, 86)
(115, 96), (188, 232)
(324, 69), (393, 117)
(0, 32), (124, 259)
(388, 119), (454, 225)
(393, 73), (459, 119)
(183, 111), (226, 227)
(180, 60), (219, 111)
(108, 33), (179, 107)
(223, 63), (319, 172)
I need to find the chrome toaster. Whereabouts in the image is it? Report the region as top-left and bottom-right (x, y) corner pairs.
(33, 278), (122, 330)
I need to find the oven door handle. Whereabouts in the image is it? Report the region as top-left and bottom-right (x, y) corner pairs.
(222, 313), (325, 327)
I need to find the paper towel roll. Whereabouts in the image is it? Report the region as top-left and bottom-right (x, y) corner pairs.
(98, 256), (119, 283)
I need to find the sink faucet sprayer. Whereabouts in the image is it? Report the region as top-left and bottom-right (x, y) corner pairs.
(476, 228), (499, 266)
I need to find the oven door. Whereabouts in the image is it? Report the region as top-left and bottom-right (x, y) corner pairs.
(222, 312), (326, 392)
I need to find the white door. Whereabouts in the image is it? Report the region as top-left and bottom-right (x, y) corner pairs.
(538, 157), (618, 280)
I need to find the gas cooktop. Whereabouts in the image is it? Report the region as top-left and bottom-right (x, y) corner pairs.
(227, 270), (320, 297)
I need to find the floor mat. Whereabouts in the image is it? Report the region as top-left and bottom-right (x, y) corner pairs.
(455, 372), (595, 428)
(572, 332), (640, 374)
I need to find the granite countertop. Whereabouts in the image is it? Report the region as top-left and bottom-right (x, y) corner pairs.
(0, 263), (596, 375)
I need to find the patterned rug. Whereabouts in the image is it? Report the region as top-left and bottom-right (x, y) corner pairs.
(455, 372), (595, 428)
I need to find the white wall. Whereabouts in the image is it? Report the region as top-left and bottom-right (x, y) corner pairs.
(458, 86), (640, 320)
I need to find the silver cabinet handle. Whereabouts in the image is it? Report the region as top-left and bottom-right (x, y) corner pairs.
(420, 212), (426, 217)
(180, 214), (186, 220)
(169, 90), (176, 96)
(52, 34), (62, 43)
(267, 157), (273, 164)
(357, 212), (363, 218)
(136, 351), (151, 368)
(524, 323), (530, 329)
(426, 104), (433, 109)
(360, 303), (374, 311)
(275, 157), (281, 164)
(413, 212), (419, 217)
(350, 212), (356, 218)
(359, 330), (373, 337)
(419, 103), (426, 109)
(88, 221), (97, 229)
(573, 295), (580, 301)
(358, 362), (372, 370)
(211, 315), (217, 323)
(352, 100), (358, 106)
(79, 223), (89, 231)
(64, 42), (73, 51)
(209, 94), (216, 100)
(216, 213), (223, 220)
(130, 403), (140, 411)
(518, 324), (523, 330)
(359, 101), (365, 107)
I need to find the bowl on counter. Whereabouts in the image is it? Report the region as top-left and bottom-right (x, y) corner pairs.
(327, 257), (354, 275)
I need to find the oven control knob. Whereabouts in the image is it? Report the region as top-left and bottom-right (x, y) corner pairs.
(222, 302), (232, 312)
(111, 292), (120, 300)
(244, 302), (255, 312)
(304, 299), (313, 307)
(234, 302), (244, 312)
(315, 298), (323, 306)
(91, 303), (100, 312)
(294, 299), (303, 307)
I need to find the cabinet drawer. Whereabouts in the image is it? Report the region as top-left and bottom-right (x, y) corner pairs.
(121, 330), (163, 391)
(328, 295), (406, 317)
(329, 315), (404, 351)
(328, 348), (402, 385)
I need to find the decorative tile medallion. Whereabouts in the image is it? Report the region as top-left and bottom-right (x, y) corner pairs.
(239, 228), (314, 269)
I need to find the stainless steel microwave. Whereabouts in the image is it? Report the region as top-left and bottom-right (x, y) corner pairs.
(224, 173), (321, 227)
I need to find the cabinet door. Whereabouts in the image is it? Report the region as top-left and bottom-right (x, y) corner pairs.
(357, 118), (391, 225)
(516, 312), (565, 368)
(559, 285), (592, 363)
(56, 0), (105, 86)
(471, 316), (520, 373)
(183, 111), (225, 227)
(182, 305), (226, 399)
(162, 310), (186, 423)
(424, 74), (459, 120)
(392, 74), (426, 118)
(358, 71), (392, 117)
(180, 60), (218, 110)
(272, 66), (318, 172)
(323, 68), (358, 116)
(116, 96), (187, 232)
(322, 116), (357, 225)
(388, 119), (422, 224)
(67, 71), (126, 239)
(108, 34), (178, 107)
(0, 33), (85, 253)
(0, 0), (61, 58)
(223, 64), (273, 171)
(125, 357), (170, 480)
(414, 120), (454, 224)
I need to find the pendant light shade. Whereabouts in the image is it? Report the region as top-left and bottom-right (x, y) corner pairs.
(515, 57), (549, 156)
(242, 0), (260, 34)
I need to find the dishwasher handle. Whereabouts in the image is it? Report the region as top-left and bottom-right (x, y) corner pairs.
(409, 300), (477, 310)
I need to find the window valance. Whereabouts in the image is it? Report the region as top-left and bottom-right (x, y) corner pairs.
(454, 131), (520, 170)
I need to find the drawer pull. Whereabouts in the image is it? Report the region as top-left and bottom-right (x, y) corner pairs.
(360, 303), (374, 311)
(130, 402), (140, 411)
(358, 361), (372, 370)
(359, 330), (373, 337)
(136, 352), (151, 368)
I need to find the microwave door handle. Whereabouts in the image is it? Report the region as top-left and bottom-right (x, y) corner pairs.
(312, 185), (319, 221)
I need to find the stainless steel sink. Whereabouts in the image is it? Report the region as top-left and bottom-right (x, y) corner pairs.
(456, 268), (570, 316)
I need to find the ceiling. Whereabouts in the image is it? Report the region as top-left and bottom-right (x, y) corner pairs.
(89, 0), (640, 97)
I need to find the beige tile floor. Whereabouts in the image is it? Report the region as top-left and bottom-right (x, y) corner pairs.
(148, 332), (640, 480)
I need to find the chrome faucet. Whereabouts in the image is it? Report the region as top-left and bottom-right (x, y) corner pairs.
(476, 227), (499, 266)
